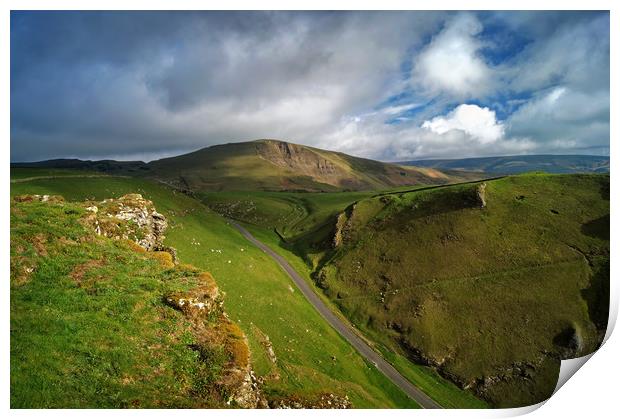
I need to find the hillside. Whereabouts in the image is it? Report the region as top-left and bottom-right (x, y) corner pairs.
(11, 159), (149, 174)
(13, 140), (470, 192)
(12, 168), (608, 409)
(147, 140), (465, 192)
(401, 155), (610, 175)
(10, 169), (424, 408)
(310, 174), (609, 407)
(10, 193), (260, 408)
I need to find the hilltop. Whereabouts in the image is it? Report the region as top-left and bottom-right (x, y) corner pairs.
(13, 140), (472, 192)
(401, 155), (610, 175)
(147, 140), (473, 191)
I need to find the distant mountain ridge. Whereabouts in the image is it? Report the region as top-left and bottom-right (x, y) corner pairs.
(13, 139), (475, 192)
(400, 155), (609, 175)
(11, 158), (149, 174)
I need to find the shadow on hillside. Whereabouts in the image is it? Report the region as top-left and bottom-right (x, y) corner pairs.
(581, 214), (609, 240)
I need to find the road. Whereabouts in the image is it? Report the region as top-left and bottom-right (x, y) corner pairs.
(230, 221), (441, 409)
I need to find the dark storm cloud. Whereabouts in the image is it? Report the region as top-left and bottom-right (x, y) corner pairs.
(10, 11), (609, 162)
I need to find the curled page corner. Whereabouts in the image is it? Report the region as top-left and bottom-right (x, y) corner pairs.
(553, 353), (595, 395)
(498, 311), (615, 415)
(485, 353), (600, 417)
(494, 400), (546, 417)
(549, 291), (617, 397)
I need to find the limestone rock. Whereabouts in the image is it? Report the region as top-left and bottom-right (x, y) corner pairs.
(477, 183), (487, 208)
(83, 193), (172, 252)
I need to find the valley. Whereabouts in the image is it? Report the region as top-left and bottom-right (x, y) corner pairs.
(9, 9), (611, 412)
(10, 141), (609, 409)
(195, 170), (609, 407)
(10, 172), (424, 408)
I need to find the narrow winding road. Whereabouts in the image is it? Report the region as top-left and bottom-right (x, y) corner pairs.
(230, 221), (441, 409)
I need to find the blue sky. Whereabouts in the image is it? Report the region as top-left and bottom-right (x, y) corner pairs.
(10, 11), (610, 162)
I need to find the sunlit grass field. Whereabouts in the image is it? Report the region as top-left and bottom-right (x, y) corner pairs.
(10, 170), (419, 408)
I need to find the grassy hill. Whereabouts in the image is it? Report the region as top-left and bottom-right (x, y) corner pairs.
(401, 155), (610, 174)
(13, 167), (606, 408)
(311, 174), (609, 407)
(13, 139), (472, 192)
(10, 194), (255, 408)
(11, 159), (149, 174)
(199, 173), (610, 407)
(147, 139), (468, 192)
(10, 169), (423, 408)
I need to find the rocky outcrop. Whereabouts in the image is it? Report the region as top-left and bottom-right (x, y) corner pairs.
(164, 268), (265, 408)
(256, 140), (363, 189)
(477, 183), (487, 208)
(257, 140), (339, 176)
(332, 212), (348, 248)
(82, 194), (174, 254)
(332, 203), (358, 249)
(165, 279), (221, 316)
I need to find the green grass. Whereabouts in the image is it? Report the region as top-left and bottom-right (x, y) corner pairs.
(10, 198), (228, 408)
(240, 223), (488, 408)
(199, 190), (374, 238)
(195, 173), (609, 408)
(10, 169), (419, 408)
(10, 167), (100, 180)
(316, 174), (609, 407)
(196, 181), (490, 408)
(145, 139), (461, 192)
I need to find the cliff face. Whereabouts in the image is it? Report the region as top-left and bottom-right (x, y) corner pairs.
(256, 140), (356, 188)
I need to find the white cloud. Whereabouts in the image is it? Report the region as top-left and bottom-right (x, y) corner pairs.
(380, 103), (422, 116)
(10, 11), (609, 162)
(505, 87), (609, 154)
(421, 104), (504, 144)
(412, 13), (492, 98)
(315, 104), (533, 162)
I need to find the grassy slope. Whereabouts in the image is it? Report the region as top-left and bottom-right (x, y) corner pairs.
(318, 174), (609, 407)
(199, 191), (375, 238)
(10, 168), (100, 180)
(10, 199), (229, 408)
(197, 187), (487, 407)
(195, 174), (610, 408)
(145, 140), (460, 192)
(10, 170), (418, 408)
(243, 225), (488, 409)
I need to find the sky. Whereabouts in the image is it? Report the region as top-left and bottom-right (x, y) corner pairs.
(10, 11), (610, 162)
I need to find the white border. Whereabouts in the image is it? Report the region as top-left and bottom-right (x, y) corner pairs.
(2, 2), (617, 419)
